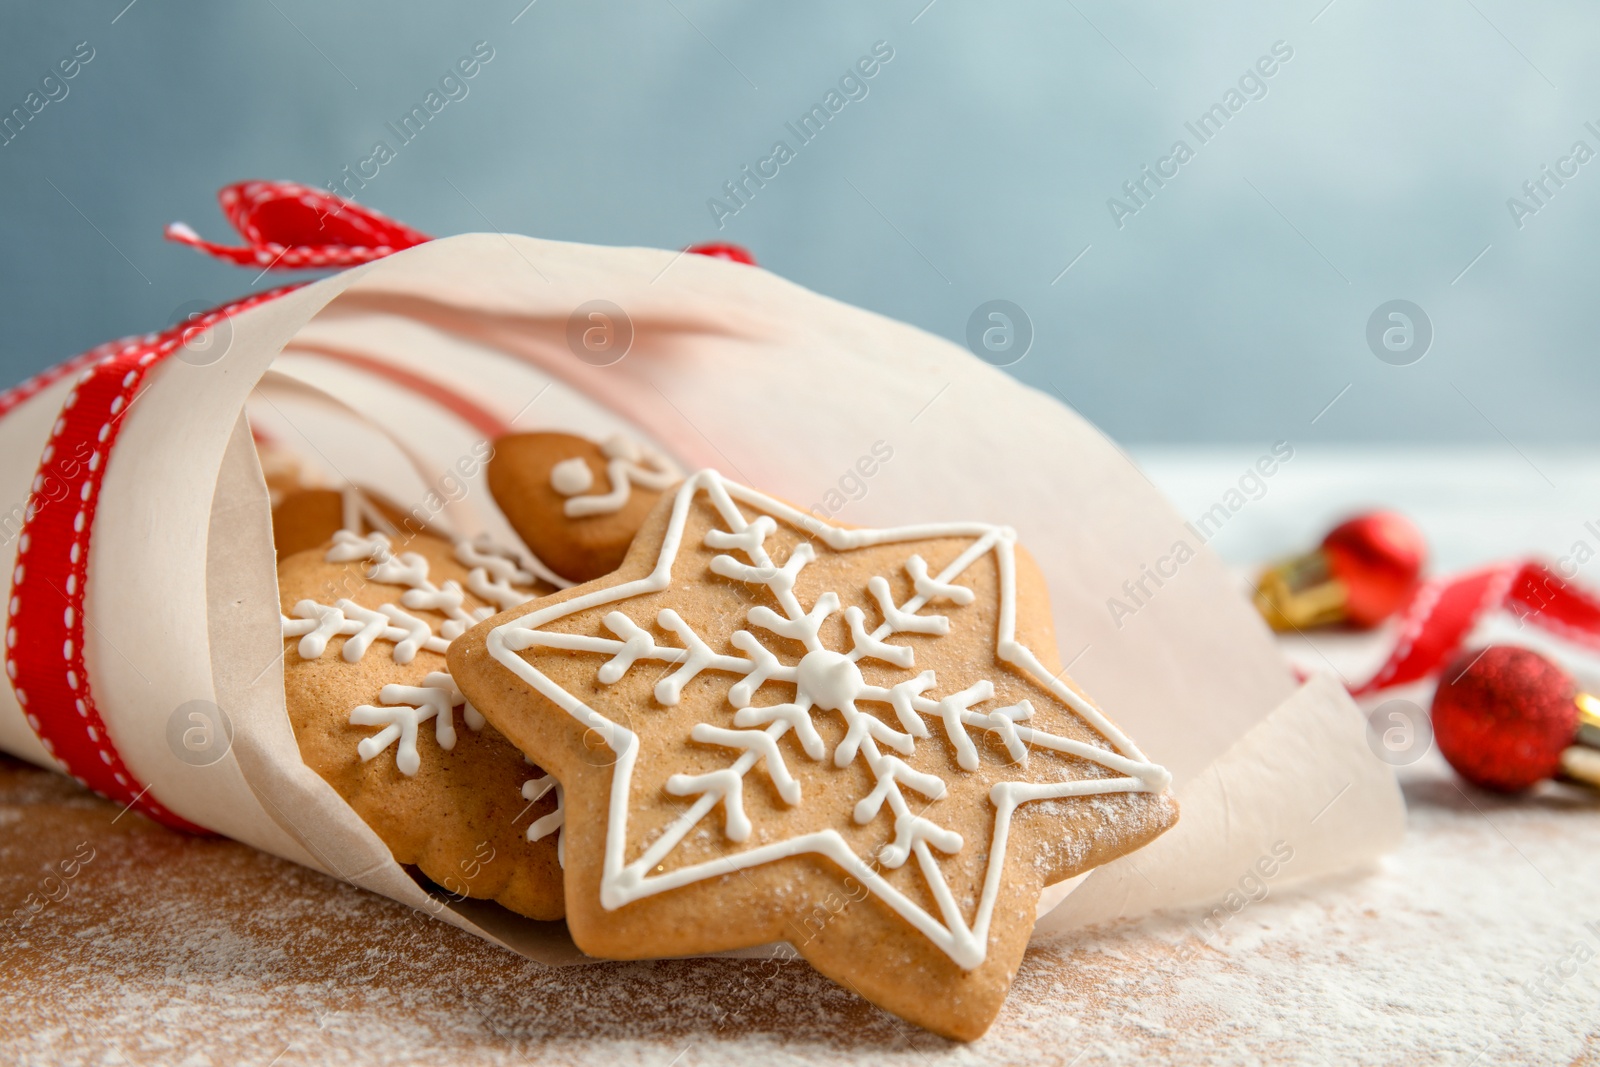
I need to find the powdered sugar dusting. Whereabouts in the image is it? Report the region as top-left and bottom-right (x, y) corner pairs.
(3, 753), (1596, 1064)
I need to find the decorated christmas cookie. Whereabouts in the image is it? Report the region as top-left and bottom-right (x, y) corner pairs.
(279, 530), (566, 919)
(486, 431), (680, 583)
(448, 472), (1177, 1039)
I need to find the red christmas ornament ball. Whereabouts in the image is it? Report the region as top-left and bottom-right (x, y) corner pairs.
(685, 241), (757, 266)
(1431, 645), (1578, 791)
(1321, 511), (1427, 627)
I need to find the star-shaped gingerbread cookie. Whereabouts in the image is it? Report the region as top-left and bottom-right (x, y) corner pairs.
(449, 472), (1176, 1039)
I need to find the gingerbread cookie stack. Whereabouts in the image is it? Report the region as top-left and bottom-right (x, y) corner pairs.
(273, 431), (1174, 1038)
(275, 430), (676, 919)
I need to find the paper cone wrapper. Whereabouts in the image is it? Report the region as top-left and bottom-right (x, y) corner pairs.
(0, 235), (1404, 960)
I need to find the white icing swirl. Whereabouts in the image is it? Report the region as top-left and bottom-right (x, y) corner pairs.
(555, 434), (680, 518)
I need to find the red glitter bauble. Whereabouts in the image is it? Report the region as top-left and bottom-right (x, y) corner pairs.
(1431, 645), (1578, 791)
(685, 242), (757, 266)
(1322, 511), (1427, 627)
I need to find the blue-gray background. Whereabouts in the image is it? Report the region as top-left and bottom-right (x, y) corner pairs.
(1, 1), (1593, 444)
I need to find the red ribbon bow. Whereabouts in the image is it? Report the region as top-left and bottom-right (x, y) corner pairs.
(165, 180), (756, 272)
(164, 181), (434, 270)
(4, 181), (755, 834)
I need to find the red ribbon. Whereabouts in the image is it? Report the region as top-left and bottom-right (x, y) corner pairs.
(164, 180), (757, 271)
(9, 181), (754, 832)
(1351, 561), (1600, 695)
(5, 289), (294, 833)
(164, 181), (433, 270)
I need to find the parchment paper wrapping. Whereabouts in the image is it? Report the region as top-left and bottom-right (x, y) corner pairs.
(0, 235), (1404, 959)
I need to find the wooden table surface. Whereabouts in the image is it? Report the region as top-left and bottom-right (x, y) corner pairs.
(6, 448), (1600, 1065)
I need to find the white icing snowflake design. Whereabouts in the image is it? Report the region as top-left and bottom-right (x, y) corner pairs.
(281, 531), (538, 777)
(485, 471), (1171, 970)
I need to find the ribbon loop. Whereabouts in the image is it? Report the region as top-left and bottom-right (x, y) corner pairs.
(164, 181), (432, 271)
(7, 181), (757, 832)
(1351, 561), (1600, 695)
(165, 180), (757, 274)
